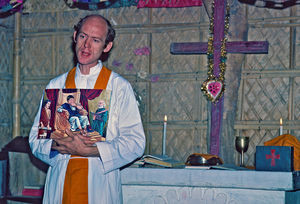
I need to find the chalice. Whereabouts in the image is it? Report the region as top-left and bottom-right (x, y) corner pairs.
(235, 136), (249, 167)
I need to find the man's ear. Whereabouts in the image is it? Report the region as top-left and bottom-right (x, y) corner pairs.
(103, 42), (113, 53)
(73, 31), (77, 42)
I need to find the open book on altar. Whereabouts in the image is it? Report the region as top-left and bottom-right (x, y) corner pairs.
(37, 89), (111, 139)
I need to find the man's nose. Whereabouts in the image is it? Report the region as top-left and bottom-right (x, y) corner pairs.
(84, 37), (91, 48)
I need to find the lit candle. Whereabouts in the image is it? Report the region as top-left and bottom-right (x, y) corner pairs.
(280, 118), (283, 135)
(162, 115), (167, 155)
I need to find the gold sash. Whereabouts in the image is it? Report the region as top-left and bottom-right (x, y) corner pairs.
(62, 66), (111, 204)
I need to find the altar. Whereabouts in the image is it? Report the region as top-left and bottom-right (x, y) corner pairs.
(121, 167), (300, 204)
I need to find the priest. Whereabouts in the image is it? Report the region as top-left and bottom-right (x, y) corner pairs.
(29, 14), (145, 204)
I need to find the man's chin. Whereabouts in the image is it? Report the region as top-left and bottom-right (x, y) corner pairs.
(78, 60), (98, 67)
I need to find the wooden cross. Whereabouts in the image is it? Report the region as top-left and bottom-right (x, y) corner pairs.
(170, 0), (269, 156)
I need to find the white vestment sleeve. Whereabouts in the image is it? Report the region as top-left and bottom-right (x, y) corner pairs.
(97, 78), (145, 173)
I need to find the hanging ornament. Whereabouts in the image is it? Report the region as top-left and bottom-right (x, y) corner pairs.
(64, 0), (119, 10)
(201, 1), (230, 103)
(0, 0), (25, 14)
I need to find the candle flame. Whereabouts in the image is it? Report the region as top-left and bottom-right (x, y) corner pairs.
(280, 118), (283, 126)
(164, 115), (167, 122)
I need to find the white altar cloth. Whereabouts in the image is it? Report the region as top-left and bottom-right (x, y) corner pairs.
(121, 168), (300, 204)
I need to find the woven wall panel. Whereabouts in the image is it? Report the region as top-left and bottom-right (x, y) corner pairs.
(106, 7), (149, 25)
(149, 128), (207, 162)
(0, 81), (12, 147)
(295, 26), (300, 69)
(20, 84), (45, 129)
(0, 18), (13, 149)
(0, 30), (13, 74)
(248, 4), (290, 18)
(246, 26), (290, 70)
(23, 0), (70, 13)
(107, 33), (150, 75)
(21, 37), (53, 76)
(241, 77), (289, 121)
(151, 7), (202, 24)
(131, 82), (148, 121)
(0, 13), (14, 27)
(0, 81), (12, 124)
(56, 35), (76, 75)
(293, 77), (300, 120)
(59, 10), (92, 28)
(292, 130), (300, 140)
(151, 81), (205, 121)
(0, 127), (12, 149)
(152, 30), (203, 74)
(22, 12), (57, 30)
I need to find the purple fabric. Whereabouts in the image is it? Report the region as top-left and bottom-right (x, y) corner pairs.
(0, 0), (10, 7)
(209, 0), (227, 156)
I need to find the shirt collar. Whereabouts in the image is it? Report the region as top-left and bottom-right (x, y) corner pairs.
(76, 60), (103, 76)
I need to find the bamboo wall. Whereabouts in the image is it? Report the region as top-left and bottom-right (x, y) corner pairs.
(0, 14), (13, 149)
(1, 0), (300, 197)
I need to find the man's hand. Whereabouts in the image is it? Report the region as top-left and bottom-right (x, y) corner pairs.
(51, 129), (100, 157)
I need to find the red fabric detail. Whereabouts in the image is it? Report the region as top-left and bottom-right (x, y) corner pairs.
(79, 89), (103, 118)
(45, 89), (60, 130)
(137, 0), (202, 8)
(265, 149), (280, 166)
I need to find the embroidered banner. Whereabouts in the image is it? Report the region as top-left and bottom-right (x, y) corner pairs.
(69, 0), (138, 10)
(137, 0), (202, 8)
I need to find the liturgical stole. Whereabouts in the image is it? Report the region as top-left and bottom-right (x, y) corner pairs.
(62, 66), (111, 204)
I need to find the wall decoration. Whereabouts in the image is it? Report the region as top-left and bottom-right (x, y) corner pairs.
(64, 0), (138, 10)
(0, 0), (24, 14)
(238, 0), (300, 9)
(137, 0), (202, 8)
(150, 75), (159, 83)
(112, 60), (122, 67)
(126, 63), (134, 71)
(134, 47), (151, 56)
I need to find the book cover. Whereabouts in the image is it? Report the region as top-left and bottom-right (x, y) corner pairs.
(143, 157), (185, 168)
(37, 89), (111, 139)
(185, 165), (211, 170)
(143, 154), (172, 161)
(256, 146), (294, 171)
(22, 185), (44, 197)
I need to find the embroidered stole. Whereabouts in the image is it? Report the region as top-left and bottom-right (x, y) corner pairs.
(62, 66), (111, 204)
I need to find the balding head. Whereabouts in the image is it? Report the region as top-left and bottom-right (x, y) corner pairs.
(74, 14), (115, 47)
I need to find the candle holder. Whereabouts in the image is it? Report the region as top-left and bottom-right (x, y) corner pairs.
(235, 136), (249, 167)
(149, 115), (171, 161)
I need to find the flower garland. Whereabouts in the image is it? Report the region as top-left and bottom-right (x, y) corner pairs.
(201, 1), (230, 103)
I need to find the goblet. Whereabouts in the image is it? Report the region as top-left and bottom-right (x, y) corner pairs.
(235, 136), (249, 167)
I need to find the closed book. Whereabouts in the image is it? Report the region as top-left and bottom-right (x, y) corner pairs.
(143, 157), (184, 168)
(22, 186), (44, 197)
(256, 146), (294, 172)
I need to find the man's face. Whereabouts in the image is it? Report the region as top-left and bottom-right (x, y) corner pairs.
(68, 98), (76, 106)
(99, 101), (105, 107)
(73, 16), (113, 69)
(46, 102), (51, 109)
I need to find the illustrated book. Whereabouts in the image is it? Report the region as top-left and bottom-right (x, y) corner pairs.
(37, 89), (111, 140)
